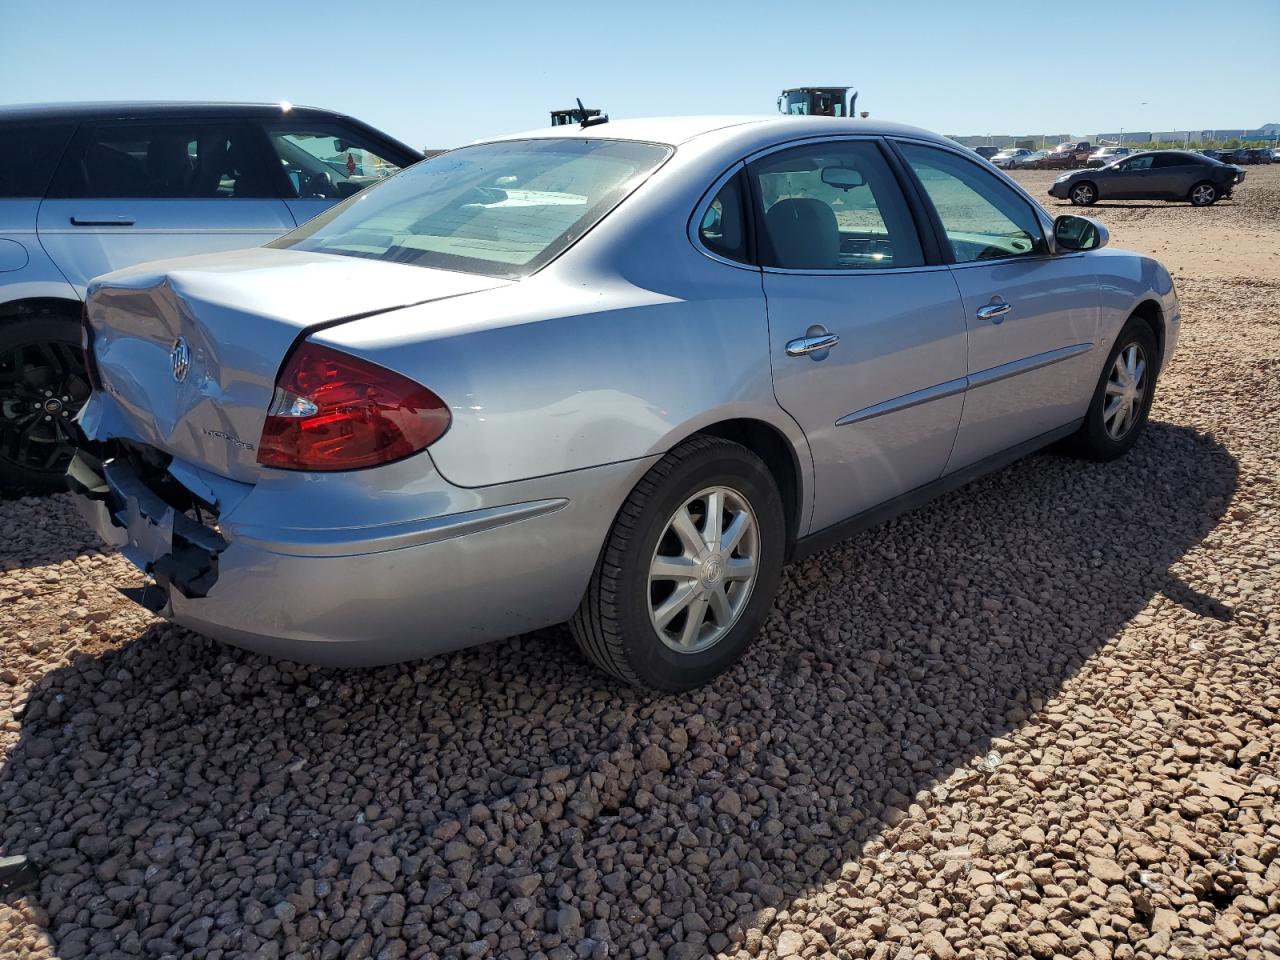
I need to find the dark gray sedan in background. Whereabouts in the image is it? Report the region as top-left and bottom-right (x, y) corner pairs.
(1049, 150), (1245, 207)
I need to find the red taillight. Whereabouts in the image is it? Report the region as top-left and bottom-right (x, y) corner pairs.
(80, 302), (103, 391)
(256, 342), (450, 471)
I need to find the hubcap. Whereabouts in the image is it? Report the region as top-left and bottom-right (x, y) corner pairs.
(0, 340), (89, 473)
(1102, 343), (1147, 441)
(648, 485), (759, 654)
(1074, 185), (1093, 203)
(1193, 185), (1214, 204)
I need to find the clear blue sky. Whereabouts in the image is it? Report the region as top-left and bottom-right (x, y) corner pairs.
(3, 0), (1277, 149)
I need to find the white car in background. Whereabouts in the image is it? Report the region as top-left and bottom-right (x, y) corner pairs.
(991, 148), (1033, 169)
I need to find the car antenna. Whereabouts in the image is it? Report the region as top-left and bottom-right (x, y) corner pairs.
(575, 97), (609, 129)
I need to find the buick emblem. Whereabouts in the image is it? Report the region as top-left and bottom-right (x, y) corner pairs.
(170, 337), (190, 383)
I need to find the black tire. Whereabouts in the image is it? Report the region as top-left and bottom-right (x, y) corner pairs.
(1069, 316), (1158, 461)
(1069, 181), (1098, 206)
(1188, 181), (1217, 206)
(0, 314), (89, 492)
(570, 435), (785, 692)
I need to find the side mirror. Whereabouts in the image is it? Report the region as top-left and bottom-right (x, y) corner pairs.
(821, 166), (865, 190)
(1054, 214), (1109, 252)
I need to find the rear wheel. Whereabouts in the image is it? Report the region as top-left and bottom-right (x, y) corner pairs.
(1189, 181), (1217, 206)
(1070, 316), (1157, 461)
(1069, 182), (1098, 206)
(0, 316), (89, 492)
(570, 436), (785, 692)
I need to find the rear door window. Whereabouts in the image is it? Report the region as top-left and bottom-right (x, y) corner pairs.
(0, 121), (77, 198)
(747, 139), (924, 270)
(50, 121), (275, 199)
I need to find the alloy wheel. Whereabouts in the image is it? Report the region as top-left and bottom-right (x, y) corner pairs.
(1071, 184), (1095, 205)
(1102, 343), (1147, 441)
(647, 485), (759, 653)
(1191, 184), (1216, 205)
(0, 340), (89, 474)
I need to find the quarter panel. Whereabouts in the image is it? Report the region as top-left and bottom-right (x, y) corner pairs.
(315, 255), (786, 492)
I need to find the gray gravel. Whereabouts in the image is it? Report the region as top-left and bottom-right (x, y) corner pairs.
(0, 169), (1278, 959)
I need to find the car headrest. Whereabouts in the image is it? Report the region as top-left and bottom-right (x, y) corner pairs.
(765, 197), (839, 269)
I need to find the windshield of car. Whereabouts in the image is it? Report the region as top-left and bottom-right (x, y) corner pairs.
(270, 138), (672, 278)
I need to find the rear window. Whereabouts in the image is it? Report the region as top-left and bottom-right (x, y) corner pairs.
(0, 121), (76, 198)
(270, 138), (671, 278)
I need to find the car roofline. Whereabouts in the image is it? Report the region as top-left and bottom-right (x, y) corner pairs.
(0, 101), (357, 123)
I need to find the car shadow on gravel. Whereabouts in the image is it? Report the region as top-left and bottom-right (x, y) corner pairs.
(0, 420), (1238, 958)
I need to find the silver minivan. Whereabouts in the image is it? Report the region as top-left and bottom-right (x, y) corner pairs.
(0, 101), (421, 489)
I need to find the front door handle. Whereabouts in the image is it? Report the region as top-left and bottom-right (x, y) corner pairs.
(976, 300), (1012, 323)
(786, 330), (840, 358)
(70, 216), (136, 227)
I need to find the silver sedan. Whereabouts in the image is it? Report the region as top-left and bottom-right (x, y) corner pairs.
(72, 116), (1180, 691)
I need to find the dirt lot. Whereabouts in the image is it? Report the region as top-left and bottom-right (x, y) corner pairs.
(1, 167), (1278, 960)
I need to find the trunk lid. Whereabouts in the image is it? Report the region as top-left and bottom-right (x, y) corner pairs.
(83, 247), (507, 482)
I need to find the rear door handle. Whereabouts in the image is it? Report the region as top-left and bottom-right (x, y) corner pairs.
(976, 300), (1012, 323)
(785, 332), (840, 358)
(70, 216), (136, 227)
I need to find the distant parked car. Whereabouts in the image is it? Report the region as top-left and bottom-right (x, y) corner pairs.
(1086, 146), (1132, 168)
(0, 101), (422, 490)
(1049, 150), (1245, 207)
(991, 148), (1033, 169)
(1221, 148), (1251, 164)
(1012, 150), (1050, 169)
(1244, 148), (1272, 165)
(1040, 142), (1094, 170)
(972, 145), (1000, 160)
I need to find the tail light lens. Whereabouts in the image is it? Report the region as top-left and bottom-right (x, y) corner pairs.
(257, 342), (450, 471)
(80, 302), (103, 391)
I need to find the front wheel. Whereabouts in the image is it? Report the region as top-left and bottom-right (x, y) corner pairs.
(1069, 317), (1158, 461)
(1189, 181), (1217, 206)
(1069, 182), (1098, 206)
(570, 436), (785, 692)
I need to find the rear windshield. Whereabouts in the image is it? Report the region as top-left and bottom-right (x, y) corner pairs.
(270, 138), (671, 278)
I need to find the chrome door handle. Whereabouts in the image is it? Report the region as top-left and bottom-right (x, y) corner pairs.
(785, 333), (840, 357)
(70, 217), (136, 226)
(976, 301), (1012, 323)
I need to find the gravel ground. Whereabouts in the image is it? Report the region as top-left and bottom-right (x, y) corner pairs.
(1, 167), (1278, 960)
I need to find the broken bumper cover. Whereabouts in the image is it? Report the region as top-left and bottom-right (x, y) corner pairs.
(66, 443), (657, 666)
(67, 448), (227, 607)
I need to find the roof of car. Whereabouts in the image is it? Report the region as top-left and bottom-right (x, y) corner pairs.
(0, 101), (354, 123)
(480, 115), (955, 149)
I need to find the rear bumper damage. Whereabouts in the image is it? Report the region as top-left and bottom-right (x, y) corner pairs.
(67, 447), (227, 608)
(67, 437), (655, 666)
